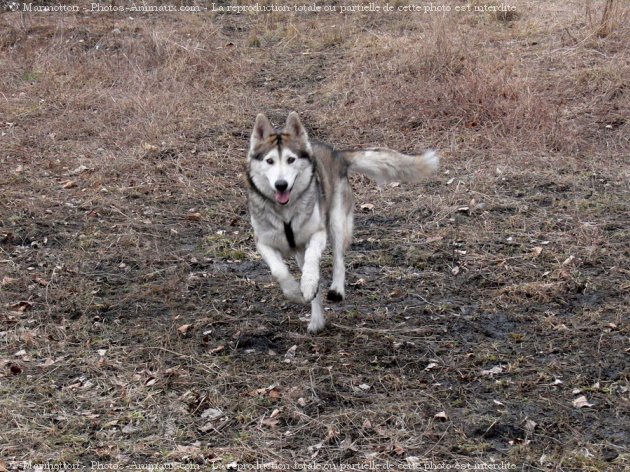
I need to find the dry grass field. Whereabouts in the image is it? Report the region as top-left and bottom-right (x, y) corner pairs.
(0, 0), (628, 470)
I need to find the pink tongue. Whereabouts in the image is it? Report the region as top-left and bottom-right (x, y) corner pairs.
(275, 190), (290, 204)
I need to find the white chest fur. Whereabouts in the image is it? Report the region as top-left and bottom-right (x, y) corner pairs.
(251, 200), (324, 255)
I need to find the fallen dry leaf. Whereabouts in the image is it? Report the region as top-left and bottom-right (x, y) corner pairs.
(198, 422), (217, 433)
(360, 203), (375, 211)
(393, 443), (406, 455)
(62, 180), (77, 189)
(339, 436), (357, 451)
(284, 345), (297, 363)
(572, 395), (593, 408)
(11, 301), (33, 313)
(173, 444), (202, 457)
(142, 143), (159, 152)
(523, 418), (537, 433)
(249, 383), (280, 398)
(177, 324), (192, 335)
(261, 417), (280, 428)
(201, 408), (223, 420)
(33, 276), (49, 287)
(1, 277), (17, 287)
(434, 411), (449, 421)
(186, 212), (202, 221)
(532, 246), (543, 257)
(122, 424), (140, 434)
(481, 365), (503, 376)
(350, 278), (367, 287)
(209, 345), (225, 354)
(67, 165), (90, 176)
(326, 427), (340, 440)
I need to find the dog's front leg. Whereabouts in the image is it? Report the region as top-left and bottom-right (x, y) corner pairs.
(300, 229), (327, 302)
(296, 248), (325, 334)
(256, 242), (305, 304)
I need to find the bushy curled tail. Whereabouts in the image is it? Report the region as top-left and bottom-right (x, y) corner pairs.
(340, 148), (439, 184)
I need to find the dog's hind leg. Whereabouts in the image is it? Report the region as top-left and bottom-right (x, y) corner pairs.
(327, 184), (353, 302)
(295, 250), (326, 334)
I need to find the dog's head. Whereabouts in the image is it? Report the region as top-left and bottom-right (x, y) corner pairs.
(247, 112), (314, 206)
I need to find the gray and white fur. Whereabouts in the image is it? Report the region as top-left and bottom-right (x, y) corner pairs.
(247, 112), (439, 333)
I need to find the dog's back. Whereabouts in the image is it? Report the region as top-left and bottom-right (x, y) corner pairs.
(310, 140), (350, 221)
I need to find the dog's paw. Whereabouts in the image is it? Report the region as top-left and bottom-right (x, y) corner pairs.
(281, 279), (306, 304)
(307, 313), (326, 334)
(285, 291), (306, 304)
(283, 287), (306, 304)
(300, 279), (319, 303)
(326, 288), (344, 302)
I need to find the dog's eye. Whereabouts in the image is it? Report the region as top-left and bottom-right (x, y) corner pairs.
(287, 157), (296, 164)
(266, 158), (274, 165)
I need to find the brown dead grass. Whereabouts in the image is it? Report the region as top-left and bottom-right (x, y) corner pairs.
(1, 0), (629, 470)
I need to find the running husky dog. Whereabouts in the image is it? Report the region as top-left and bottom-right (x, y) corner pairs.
(247, 112), (439, 333)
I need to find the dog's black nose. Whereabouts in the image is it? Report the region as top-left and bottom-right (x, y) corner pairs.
(275, 180), (288, 192)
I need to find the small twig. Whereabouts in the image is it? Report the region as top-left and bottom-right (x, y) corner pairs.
(44, 267), (57, 316)
(135, 346), (220, 375)
(422, 422), (452, 457)
(480, 419), (499, 439)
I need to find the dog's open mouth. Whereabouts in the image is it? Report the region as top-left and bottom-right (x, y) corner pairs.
(275, 190), (291, 205)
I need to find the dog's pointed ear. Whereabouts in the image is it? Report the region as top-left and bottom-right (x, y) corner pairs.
(284, 112), (308, 142)
(251, 113), (274, 145)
